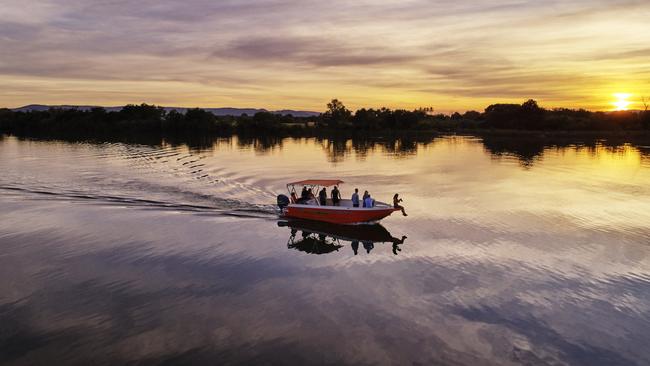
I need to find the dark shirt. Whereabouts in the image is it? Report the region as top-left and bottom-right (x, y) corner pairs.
(331, 188), (340, 201)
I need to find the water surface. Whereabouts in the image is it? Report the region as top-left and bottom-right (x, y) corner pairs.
(1, 135), (649, 365)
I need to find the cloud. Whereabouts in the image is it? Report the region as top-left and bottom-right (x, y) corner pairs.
(216, 36), (420, 67)
(0, 0), (649, 110)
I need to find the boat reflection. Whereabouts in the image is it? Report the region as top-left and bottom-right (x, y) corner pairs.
(278, 220), (407, 255)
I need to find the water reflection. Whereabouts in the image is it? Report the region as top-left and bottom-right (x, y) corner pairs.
(481, 134), (650, 167)
(280, 220), (407, 255)
(5, 132), (650, 167)
(2, 134), (650, 365)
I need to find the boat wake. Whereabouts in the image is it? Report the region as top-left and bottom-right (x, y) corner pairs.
(0, 140), (285, 219)
(0, 185), (277, 219)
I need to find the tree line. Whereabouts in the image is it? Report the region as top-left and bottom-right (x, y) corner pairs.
(1, 99), (649, 139)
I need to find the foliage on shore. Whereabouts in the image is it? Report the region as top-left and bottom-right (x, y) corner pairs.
(1, 99), (649, 139)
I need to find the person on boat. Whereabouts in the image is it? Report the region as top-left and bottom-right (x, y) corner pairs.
(297, 188), (313, 205)
(351, 188), (360, 207)
(319, 187), (327, 206)
(393, 193), (408, 216)
(362, 190), (370, 207)
(351, 240), (359, 255)
(392, 235), (407, 255)
(363, 193), (374, 208)
(331, 185), (341, 206)
(362, 240), (374, 254)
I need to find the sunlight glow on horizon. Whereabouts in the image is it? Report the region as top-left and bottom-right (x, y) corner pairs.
(613, 93), (632, 111)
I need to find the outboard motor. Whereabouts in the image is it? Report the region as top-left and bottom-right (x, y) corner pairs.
(277, 194), (290, 210)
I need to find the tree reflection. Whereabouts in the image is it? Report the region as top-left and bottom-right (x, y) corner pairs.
(480, 136), (546, 167)
(236, 134), (285, 153)
(5, 132), (649, 167)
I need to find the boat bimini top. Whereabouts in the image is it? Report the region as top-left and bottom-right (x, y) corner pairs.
(287, 179), (344, 188)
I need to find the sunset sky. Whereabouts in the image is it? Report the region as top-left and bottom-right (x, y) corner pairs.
(1, 0), (649, 112)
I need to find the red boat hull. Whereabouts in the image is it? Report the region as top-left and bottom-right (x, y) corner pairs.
(284, 205), (399, 224)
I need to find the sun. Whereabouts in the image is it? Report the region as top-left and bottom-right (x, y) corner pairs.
(612, 93), (631, 111)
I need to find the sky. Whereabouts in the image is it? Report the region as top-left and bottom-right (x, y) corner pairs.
(1, 0), (649, 112)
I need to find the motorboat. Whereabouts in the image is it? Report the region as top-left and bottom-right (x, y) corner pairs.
(277, 179), (400, 224)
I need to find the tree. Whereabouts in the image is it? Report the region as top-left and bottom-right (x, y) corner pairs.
(462, 111), (481, 120)
(162, 109), (184, 131)
(520, 99), (545, 129)
(322, 99), (351, 127)
(353, 108), (378, 129)
(185, 108), (216, 130)
(484, 103), (521, 129)
(119, 103), (165, 127)
(416, 107), (435, 115)
(521, 99), (540, 112)
(641, 96), (650, 129)
(252, 111), (281, 129)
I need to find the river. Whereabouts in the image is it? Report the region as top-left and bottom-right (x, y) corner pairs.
(1, 134), (649, 365)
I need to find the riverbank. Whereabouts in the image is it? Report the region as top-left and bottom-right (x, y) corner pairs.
(2, 100), (650, 141)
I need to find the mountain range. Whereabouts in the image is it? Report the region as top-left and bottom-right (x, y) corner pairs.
(11, 104), (321, 117)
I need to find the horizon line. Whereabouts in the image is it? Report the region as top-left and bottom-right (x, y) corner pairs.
(4, 101), (644, 114)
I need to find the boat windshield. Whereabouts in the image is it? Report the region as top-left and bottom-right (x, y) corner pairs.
(287, 179), (343, 187)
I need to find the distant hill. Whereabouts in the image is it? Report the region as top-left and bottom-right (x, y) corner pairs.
(11, 104), (320, 117)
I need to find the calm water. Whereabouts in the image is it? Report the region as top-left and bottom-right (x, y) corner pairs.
(1, 134), (650, 365)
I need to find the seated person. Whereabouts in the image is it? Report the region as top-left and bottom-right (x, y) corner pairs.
(297, 187), (316, 204)
(393, 193), (408, 216)
(295, 187), (308, 204)
(363, 194), (374, 208)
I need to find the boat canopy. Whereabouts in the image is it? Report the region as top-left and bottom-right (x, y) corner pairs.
(287, 179), (344, 187)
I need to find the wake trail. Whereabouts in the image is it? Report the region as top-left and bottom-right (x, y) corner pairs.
(1, 140), (283, 219)
(0, 185), (278, 220)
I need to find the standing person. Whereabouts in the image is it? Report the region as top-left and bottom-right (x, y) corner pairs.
(331, 185), (341, 206)
(351, 188), (360, 207)
(362, 241), (374, 254)
(318, 187), (327, 206)
(393, 194), (408, 216)
(364, 193), (374, 208)
(301, 186), (308, 199)
(351, 241), (359, 255)
(362, 190), (369, 207)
